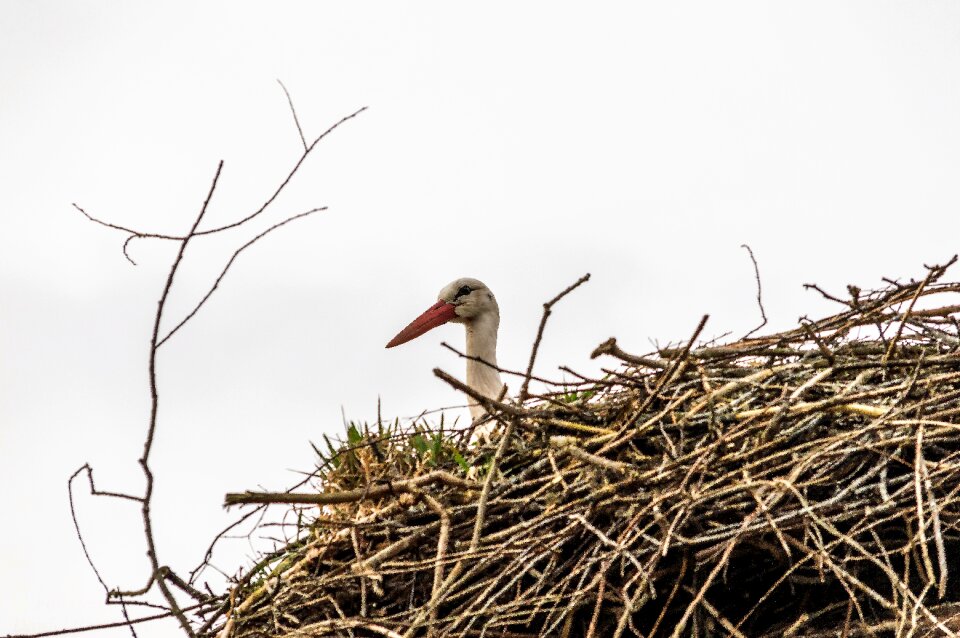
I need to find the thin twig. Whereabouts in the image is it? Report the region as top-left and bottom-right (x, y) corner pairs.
(134, 162), (225, 638)
(3, 607), (203, 638)
(67, 465), (139, 636)
(519, 273), (591, 403)
(73, 104), (367, 262)
(157, 207), (326, 347)
(741, 244), (768, 339)
(276, 79), (307, 151)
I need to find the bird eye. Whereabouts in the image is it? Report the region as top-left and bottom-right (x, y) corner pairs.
(455, 285), (472, 299)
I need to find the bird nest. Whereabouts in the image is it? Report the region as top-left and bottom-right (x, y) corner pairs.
(211, 259), (960, 638)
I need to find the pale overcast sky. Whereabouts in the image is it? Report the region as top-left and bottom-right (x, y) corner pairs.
(2, 2), (959, 636)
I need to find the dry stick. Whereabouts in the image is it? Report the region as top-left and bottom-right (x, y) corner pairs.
(188, 506), (265, 585)
(669, 500), (766, 638)
(740, 244), (768, 340)
(905, 303), (960, 318)
(870, 261), (955, 353)
(71, 104), (367, 263)
(348, 528), (368, 622)
(118, 163), (225, 638)
(682, 586), (749, 638)
(162, 570), (207, 603)
(434, 368), (614, 438)
(882, 265), (935, 364)
(3, 606), (206, 638)
(777, 482), (958, 636)
(590, 337), (669, 370)
(803, 279), (935, 342)
(913, 425), (938, 592)
(352, 519), (442, 575)
(564, 445), (630, 474)
(733, 536), (841, 632)
(224, 471), (471, 506)
(281, 619), (405, 638)
(433, 369), (528, 419)
(71, 203), (180, 265)
(803, 282), (855, 306)
(157, 208), (325, 347)
(187, 106), (366, 239)
(800, 319), (837, 365)
(585, 560), (610, 638)
(440, 341), (580, 386)
(414, 491), (451, 636)
(66, 465), (140, 636)
(643, 552), (689, 638)
(276, 79), (307, 151)
(918, 437), (949, 599)
(519, 273), (592, 403)
(449, 541), (553, 633)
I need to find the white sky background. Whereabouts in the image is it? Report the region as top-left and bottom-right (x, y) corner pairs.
(2, 2), (959, 635)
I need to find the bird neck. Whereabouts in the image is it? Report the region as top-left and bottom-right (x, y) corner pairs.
(464, 311), (503, 405)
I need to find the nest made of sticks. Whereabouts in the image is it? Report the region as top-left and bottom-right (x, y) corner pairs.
(211, 258), (960, 638)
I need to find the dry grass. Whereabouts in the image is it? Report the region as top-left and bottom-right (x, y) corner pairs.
(208, 259), (960, 637)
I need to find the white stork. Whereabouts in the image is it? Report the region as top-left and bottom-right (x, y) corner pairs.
(386, 277), (504, 427)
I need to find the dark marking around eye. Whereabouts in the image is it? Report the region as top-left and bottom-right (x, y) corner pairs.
(455, 285), (472, 299)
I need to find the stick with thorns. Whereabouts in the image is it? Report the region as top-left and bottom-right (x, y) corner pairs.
(49, 85), (367, 638)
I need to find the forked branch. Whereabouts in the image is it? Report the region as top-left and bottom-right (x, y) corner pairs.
(61, 93), (366, 638)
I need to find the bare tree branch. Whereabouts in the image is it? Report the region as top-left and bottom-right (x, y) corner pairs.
(72, 92), (366, 264)
(157, 207), (326, 348)
(1, 608), (195, 638)
(130, 161), (224, 637)
(67, 465), (139, 637)
(71, 203), (180, 265)
(519, 273), (591, 403)
(194, 105), (365, 237)
(277, 79), (307, 151)
(63, 98), (367, 638)
(741, 243), (767, 339)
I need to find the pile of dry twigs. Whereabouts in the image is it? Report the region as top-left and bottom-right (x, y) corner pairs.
(210, 258), (960, 637)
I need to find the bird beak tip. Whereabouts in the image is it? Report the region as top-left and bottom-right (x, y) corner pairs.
(385, 300), (457, 350)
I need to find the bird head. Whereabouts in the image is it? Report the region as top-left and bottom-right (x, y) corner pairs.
(386, 277), (498, 348)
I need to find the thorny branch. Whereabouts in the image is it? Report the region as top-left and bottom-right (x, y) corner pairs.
(60, 89), (367, 638)
(122, 160), (224, 638)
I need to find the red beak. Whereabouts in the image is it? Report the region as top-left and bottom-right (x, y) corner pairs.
(386, 300), (458, 348)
